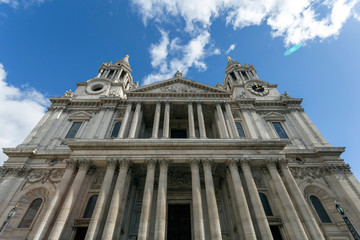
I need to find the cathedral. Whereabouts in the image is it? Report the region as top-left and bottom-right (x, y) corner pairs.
(0, 55), (359, 240)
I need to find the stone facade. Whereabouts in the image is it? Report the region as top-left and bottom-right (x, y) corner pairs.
(0, 56), (360, 240)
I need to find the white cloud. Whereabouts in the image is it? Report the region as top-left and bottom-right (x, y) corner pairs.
(0, 0), (45, 8)
(0, 63), (49, 165)
(226, 44), (236, 54)
(132, 0), (360, 46)
(143, 30), (217, 84)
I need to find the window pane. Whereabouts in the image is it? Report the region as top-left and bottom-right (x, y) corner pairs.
(110, 122), (122, 138)
(310, 195), (331, 223)
(18, 198), (42, 228)
(272, 122), (288, 139)
(65, 122), (82, 139)
(235, 122), (246, 138)
(83, 195), (98, 218)
(259, 193), (273, 216)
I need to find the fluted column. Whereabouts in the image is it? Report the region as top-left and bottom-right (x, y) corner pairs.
(203, 159), (222, 240)
(163, 102), (170, 138)
(33, 162), (76, 240)
(138, 159), (156, 240)
(188, 103), (196, 138)
(224, 103), (239, 138)
(240, 159), (273, 240)
(279, 159), (325, 240)
(85, 160), (117, 240)
(154, 160), (169, 240)
(102, 160), (130, 240)
(190, 159), (205, 240)
(215, 103), (229, 139)
(152, 102), (161, 138)
(118, 103), (133, 138)
(49, 160), (91, 240)
(227, 159), (256, 240)
(266, 160), (308, 240)
(197, 103), (206, 138)
(128, 102), (141, 138)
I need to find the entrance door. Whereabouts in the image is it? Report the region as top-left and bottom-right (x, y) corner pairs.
(167, 204), (192, 240)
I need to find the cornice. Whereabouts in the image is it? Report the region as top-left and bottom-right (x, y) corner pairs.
(66, 139), (289, 151)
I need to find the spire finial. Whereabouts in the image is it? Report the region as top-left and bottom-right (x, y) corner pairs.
(227, 56), (231, 61)
(125, 55), (129, 60)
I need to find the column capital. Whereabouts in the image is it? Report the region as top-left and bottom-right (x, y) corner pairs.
(278, 157), (289, 167)
(119, 159), (130, 168)
(158, 159), (169, 169)
(239, 158), (251, 167)
(78, 160), (93, 170)
(189, 159), (201, 168)
(146, 159), (157, 169)
(266, 158), (278, 169)
(202, 159), (213, 169)
(66, 160), (77, 169)
(227, 158), (239, 168)
(106, 160), (118, 169)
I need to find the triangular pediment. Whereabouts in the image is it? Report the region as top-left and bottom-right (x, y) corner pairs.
(263, 112), (285, 121)
(68, 111), (93, 121)
(128, 78), (228, 94)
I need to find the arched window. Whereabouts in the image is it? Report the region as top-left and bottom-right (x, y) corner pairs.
(83, 195), (98, 218)
(259, 193), (273, 216)
(18, 198), (43, 228)
(310, 195), (331, 223)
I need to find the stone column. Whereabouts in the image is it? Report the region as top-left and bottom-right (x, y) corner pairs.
(190, 159), (205, 240)
(188, 103), (196, 138)
(118, 103), (133, 138)
(32, 162), (76, 240)
(227, 159), (256, 240)
(138, 159), (156, 240)
(266, 160), (308, 240)
(216, 103), (229, 139)
(85, 160), (117, 240)
(197, 103), (206, 138)
(203, 159), (222, 240)
(128, 102), (142, 138)
(154, 160), (169, 240)
(48, 160), (91, 240)
(279, 159), (325, 240)
(102, 160), (130, 240)
(224, 103), (239, 138)
(239, 159), (273, 240)
(163, 102), (170, 138)
(0, 168), (27, 215)
(152, 102), (161, 138)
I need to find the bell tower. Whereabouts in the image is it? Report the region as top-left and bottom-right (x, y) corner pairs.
(97, 55), (136, 91)
(74, 55), (138, 99)
(224, 56), (259, 90)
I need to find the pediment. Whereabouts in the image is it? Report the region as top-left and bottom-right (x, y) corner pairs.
(128, 78), (228, 95)
(68, 111), (93, 121)
(263, 112), (285, 121)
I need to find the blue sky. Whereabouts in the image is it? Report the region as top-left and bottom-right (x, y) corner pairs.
(0, 0), (360, 178)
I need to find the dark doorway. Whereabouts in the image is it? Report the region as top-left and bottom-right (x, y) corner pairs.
(171, 129), (187, 138)
(73, 227), (88, 240)
(167, 204), (192, 240)
(270, 225), (283, 240)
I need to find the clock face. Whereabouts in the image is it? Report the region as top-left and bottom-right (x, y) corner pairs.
(246, 82), (269, 96)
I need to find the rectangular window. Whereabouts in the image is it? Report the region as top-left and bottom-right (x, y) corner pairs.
(110, 122), (122, 138)
(65, 122), (82, 139)
(272, 122), (288, 139)
(235, 122), (246, 138)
